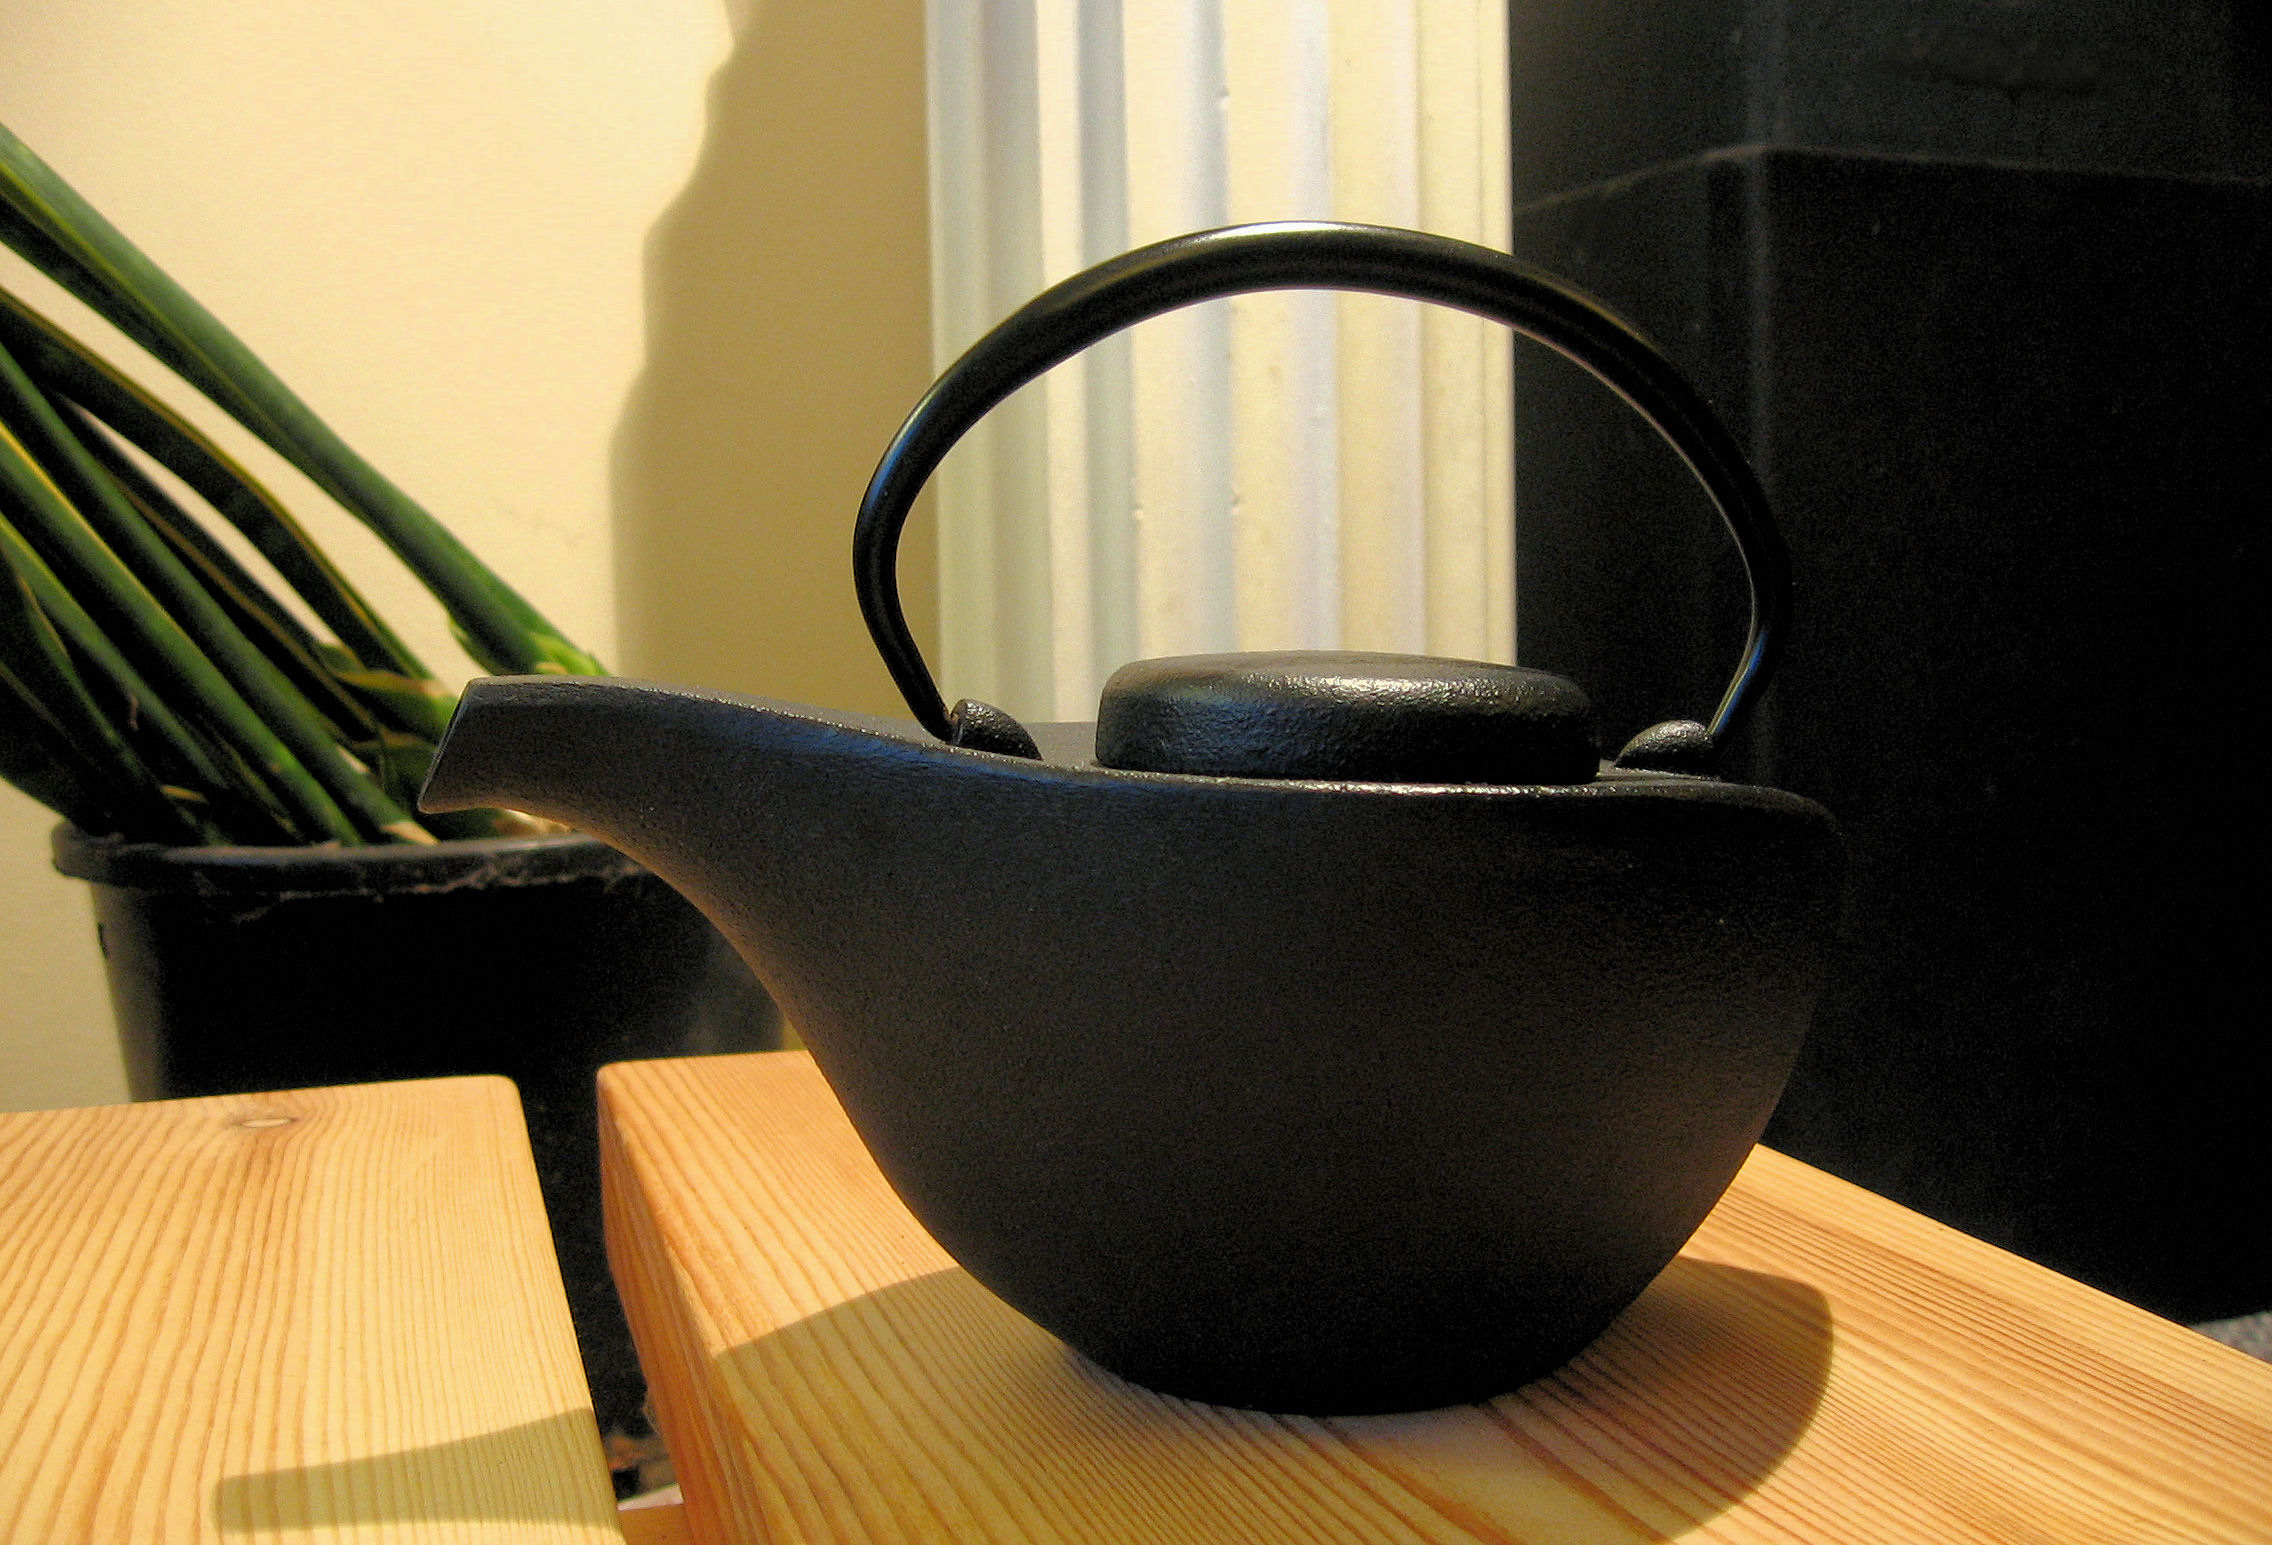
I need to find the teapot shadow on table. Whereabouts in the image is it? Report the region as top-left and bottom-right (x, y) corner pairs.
(703, 1258), (1832, 1540)
(421, 223), (1846, 1416)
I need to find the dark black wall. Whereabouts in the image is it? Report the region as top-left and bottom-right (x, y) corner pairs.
(1507, 1), (2271, 1320)
(1512, 0), (2270, 194)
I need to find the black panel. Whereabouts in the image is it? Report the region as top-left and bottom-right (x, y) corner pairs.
(1512, 144), (2272, 1320)
(1511, 0), (2271, 199)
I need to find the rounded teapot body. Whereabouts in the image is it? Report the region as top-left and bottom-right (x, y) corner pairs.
(427, 679), (1843, 1412)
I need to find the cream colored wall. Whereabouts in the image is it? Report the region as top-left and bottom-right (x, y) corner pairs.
(0, 1), (934, 1111)
(0, 793), (121, 1110)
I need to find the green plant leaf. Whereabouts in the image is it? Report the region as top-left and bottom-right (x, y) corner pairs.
(0, 121), (602, 678)
(0, 414), (365, 841)
(0, 564), (201, 839)
(0, 668), (129, 831)
(0, 283), (427, 684)
(0, 336), (437, 842)
(60, 402), (396, 747)
(317, 653), (456, 741)
(1, 515), (294, 841)
(0, 504), (298, 841)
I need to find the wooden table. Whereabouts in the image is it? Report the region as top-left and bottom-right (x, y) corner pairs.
(0, 1076), (634, 1543)
(602, 1051), (2272, 1545)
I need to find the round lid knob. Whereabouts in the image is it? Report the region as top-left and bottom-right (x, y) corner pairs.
(1095, 652), (1599, 784)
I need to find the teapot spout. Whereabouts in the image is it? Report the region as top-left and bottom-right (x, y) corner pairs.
(420, 673), (1003, 1057)
(420, 675), (695, 830)
(419, 675), (939, 865)
(420, 675), (582, 822)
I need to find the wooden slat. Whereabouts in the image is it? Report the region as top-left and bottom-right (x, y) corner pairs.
(603, 1050), (2272, 1545)
(0, 1076), (626, 1543)
(617, 1501), (692, 1545)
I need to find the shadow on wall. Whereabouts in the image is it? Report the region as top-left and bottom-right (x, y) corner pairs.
(613, 0), (937, 717)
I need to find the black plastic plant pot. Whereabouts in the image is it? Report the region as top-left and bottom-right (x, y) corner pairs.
(51, 824), (781, 1445)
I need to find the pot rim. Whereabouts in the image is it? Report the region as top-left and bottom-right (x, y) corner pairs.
(50, 823), (637, 897)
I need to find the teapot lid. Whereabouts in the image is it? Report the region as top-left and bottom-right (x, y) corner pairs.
(1096, 652), (1598, 784)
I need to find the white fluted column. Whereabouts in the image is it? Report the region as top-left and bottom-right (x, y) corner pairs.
(929, 0), (1509, 722)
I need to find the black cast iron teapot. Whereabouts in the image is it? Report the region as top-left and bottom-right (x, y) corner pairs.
(422, 223), (1843, 1416)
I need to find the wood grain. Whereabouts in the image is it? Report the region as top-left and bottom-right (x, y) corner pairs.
(617, 1501), (691, 1545)
(603, 1051), (2272, 1545)
(0, 1076), (626, 1543)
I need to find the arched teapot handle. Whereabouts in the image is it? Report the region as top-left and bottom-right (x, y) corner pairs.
(854, 220), (1789, 760)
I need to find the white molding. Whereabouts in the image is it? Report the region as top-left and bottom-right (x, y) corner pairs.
(1035, 1), (1095, 713)
(1224, 0), (1339, 652)
(928, 0), (1510, 721)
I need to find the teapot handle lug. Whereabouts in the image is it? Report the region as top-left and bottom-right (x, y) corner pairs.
(947, 699), (1041, 760)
